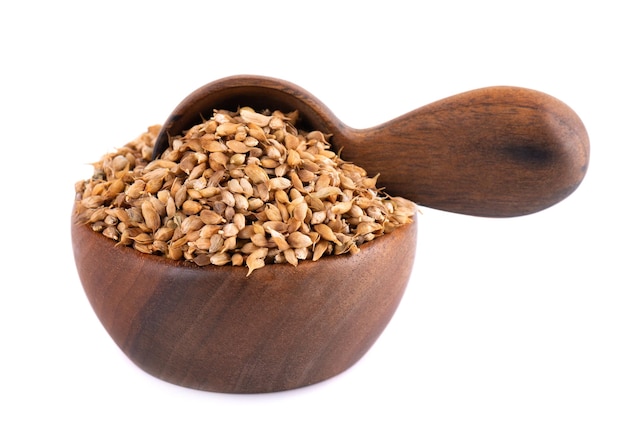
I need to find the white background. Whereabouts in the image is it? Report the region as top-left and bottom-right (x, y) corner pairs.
(1, 1), (624, 443)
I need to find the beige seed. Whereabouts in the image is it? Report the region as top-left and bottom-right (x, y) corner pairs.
(312, 240), (330, 261)
(200, 209), (224, 225)
(268, 228), (290, 251)
(111, 154), (130, 172)
(248, 198), (264, 211)
(102, 226), (119, 241)
(284, 133), (300, 151)
(231, 253), (244, 266)
(292, 201), (308, 221)
(237, 225), (255, 239)
(208, 234), (224, 253)
(243, 136), (259, 147)
(283, 248), (298, 267)
(239, 177), (254, 196)
(239, 107), (272, 126)
(182, 200), (203, 215)
(355, 221), (383, 236)
(310, 186), (342, 200)
(188, 163), (207, 181)
(246, 122), (268, 141)
(246, 247), (269, 276)
(289, 170), (304, 191)
(261, 222), (286, 235)
(287, 148), (301, 167)
(226, 139), (251, 154)
(227, 178), (244, 194)
(294, 247), (309, 260)
(209, 151), (230, 168)
(174, 184), (188, 208)
(199, 224), (221, 239)
(168, 245), (184, 261)
(264, 203), (283, 221)
(260, 157), (280, 169)
(251, 233), (268, 248)
(126, 180), (146, 199)
(233, 212), (246, 231)
(287, 231), (313, 249)
(221, 223), (239, 238)
(332, 199), (353, 215)
(314, 223), (340, 244)
(216, 122), (241, 137)
(154, 226), (175, 242)
(202, 139), (226, 153)
(244, 163), (269, 184)
(297, 168), (316, 183)
(269, 176), (291, 190)
(269, 116), (284, 130)
(87, 207), (107, 223)
(210, 252), (231, 266)
(180, 215), (204, 233)
(230, 153), (247, 166)
(234, 193), (249, 210)
(256, 182), (270, 202)
(221, 189), (236, 207)
(310, 210), (327, 225)
(222, 236), (237, 252)
(274, 189), (290, 204)
(141, 200), (160, 232)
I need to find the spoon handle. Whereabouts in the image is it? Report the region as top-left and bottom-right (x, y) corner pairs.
(336, 86), (589, 217)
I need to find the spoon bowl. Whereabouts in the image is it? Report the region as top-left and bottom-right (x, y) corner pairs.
(153, 75), (589, 217)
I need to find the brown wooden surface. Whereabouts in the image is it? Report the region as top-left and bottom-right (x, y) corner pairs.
(153, 75), (589, 217)
(72, 212), (417, 393)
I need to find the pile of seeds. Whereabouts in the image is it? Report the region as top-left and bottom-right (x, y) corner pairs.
(74, 107), (415, 275)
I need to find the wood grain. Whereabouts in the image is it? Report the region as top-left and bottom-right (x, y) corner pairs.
(72, 212), (417, 393)
(153, 75), (589, 217)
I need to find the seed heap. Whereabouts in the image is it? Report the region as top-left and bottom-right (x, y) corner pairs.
(74, 107), (415, 275)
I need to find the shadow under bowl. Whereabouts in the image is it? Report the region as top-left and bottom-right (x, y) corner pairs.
(71, 210), (417, 393)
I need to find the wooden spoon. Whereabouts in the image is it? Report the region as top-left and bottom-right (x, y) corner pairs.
(152, 75), (589, 217)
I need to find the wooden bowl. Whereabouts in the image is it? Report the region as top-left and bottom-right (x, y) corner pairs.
(71, 210), (417, 393)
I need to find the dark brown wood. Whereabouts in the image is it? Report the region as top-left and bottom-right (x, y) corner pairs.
(153, 75), (589, 217)
(71, 212), (417, 394)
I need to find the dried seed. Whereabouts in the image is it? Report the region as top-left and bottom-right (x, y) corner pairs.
(75, 105), (414, 274)
(264, 203), (283, 221)
(314, 223), (341, 244)
(269, 176), (291, 190)
(200, 209), (224, 225)
(292, 201), (308, 222)
(283, 248), (298, 267)
(221, 223), (239, 238)
(231, 253), (244, 267)
(310, 186), (342, 199)
(287, 231), (313, 249)
(246, 247), (268, 276)
(210, 252), (231, 266)
(331, 199), (353, 215)
(140, 207), (158, 235)
(239, 107), (272, 126)
(182, 200), (203, 215)
(216, 122), (241, 137)
(226, 139), (251, 154)
(244, 163), (269, 184)
(268, 228), (290, 251)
